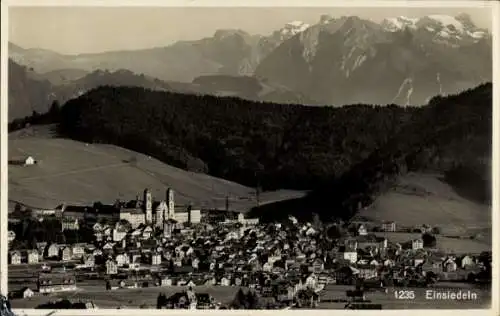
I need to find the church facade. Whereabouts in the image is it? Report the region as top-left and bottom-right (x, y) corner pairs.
(119, 188), (201, 228)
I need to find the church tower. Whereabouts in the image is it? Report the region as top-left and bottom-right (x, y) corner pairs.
(166, 188), (175, 220)
(144, 188), (152, 224)
(155, 201), (166, 229)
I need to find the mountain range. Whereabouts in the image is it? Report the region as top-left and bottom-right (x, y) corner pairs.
(8, 13), (492, 120)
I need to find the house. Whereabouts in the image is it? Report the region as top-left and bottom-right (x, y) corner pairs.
(12, 287), (34, 299)
(103, 227), (113, 238)
(192, 258), (200, 269)
(94, 230), (104, 242)
(7, 231), (16, 243)
(45, 244), (59, 258)
(220, 277), (230, 286)
(412, 239), (424, 250)
(443, 258), (458, 272)
(337, 246), (358, 264)
(413, 253), (426, 267)
(61, 218), (79, 231)
(263, 262), (273, 272)
(162, 291), (197, 309)
(357, 265), (378, 279)
(130, 251), (142, 264)
(27, 250), (39, 264)
(36, 242), (48, 254)
(421, 255), (444, 273)
(460, 255), (474, 269)
(381, 221), (396, 232)
(357, 235), (388, 251)
(151, 252), (162, 265)
(305, 227), (317, 236)
(305, 273), (318, 289)
(357, 225), (368, 236)
(72, 244), (85, 259)
(83, 254), (95, 268)
(102, 242), (115, 254)
(113, 226), (128, 242)
(115, 253), (130, 267)
(37, 272), (77, 293)
(105, 259), (118, 275)
(24, 156), (36, 165)
(92, 222), (103, 232)
(160, 277), (173, 287)
(59, 247), (72, 261)
(141, 226), (154, 239)
(9, 251), (21, 265)
(310, 259), (325, 273)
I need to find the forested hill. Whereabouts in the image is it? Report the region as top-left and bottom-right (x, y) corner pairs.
(58, 88), (416, 190)
(58, 83), (491, 220)
(250, 83), (492, 222)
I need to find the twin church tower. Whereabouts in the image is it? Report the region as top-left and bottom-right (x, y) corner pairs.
(142, 188), (176, 227)
(141, 188), (200, 226)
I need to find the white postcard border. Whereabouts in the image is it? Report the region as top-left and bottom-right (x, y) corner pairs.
(1, 1), (498, 316)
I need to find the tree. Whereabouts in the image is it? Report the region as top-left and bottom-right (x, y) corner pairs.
(312, 213), (323, 230)
(422, 233), (437, 248)
(156, 293), (167, 309)
(431, 227), (441, 234)
(231, 288), (247, 309)
(13, 203), (22, 213)
(118, 219), (132, 231)
(326, 224), (342, 239)
(246, 290), (259, 309)
(49, 100), (61, 118)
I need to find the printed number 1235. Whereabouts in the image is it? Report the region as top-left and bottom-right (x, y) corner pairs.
(394, 290), (416, 300)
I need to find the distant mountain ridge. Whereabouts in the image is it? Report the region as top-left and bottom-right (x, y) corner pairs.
(9, 13), (491, 108)
(255, 14), (491, 105)
(8, 59), (314, 122)
(8, 60), (174, 120)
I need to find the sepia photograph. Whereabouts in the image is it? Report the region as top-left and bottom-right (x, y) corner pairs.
(0, 0), (497, 313)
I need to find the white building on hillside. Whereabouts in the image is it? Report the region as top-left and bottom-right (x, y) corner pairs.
(24, 156), (36, 165)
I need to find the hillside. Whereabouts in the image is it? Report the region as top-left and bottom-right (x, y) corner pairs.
(8, 58), (315, 123)
(249, 83), (491, 221)
(8, 59), (174, 122)
(190, 75), (319, 104)
(57, 86), (416, 190)
(8, 125), (305, 211)
(8, 59), (55, 120)
(8, 22), (301, 82)
(40, 68), (90, 85)
(359, 172), (490, 235)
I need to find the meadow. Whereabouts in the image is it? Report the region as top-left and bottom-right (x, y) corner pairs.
(8, 126), (306, 212)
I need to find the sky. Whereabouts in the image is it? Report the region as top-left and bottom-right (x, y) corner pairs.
(9, 6), (493, 55)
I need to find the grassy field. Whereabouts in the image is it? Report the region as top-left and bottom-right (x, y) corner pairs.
(11, 285), (241, 309)
(372, 232), (491, 255)
(8, 125), (306, 211)
(10, 283), (491, 310)
(358, 173), (491, 241)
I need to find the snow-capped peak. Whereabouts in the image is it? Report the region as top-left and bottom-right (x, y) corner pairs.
(381, 16), (418, 32)
(281, 21), (310, 36)
(381, 14), (488, 41)
(319, 14), (335, 25)
(425, 15), (465, 33)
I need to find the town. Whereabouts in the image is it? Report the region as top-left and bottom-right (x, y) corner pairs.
(7, 188), (492, 309)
